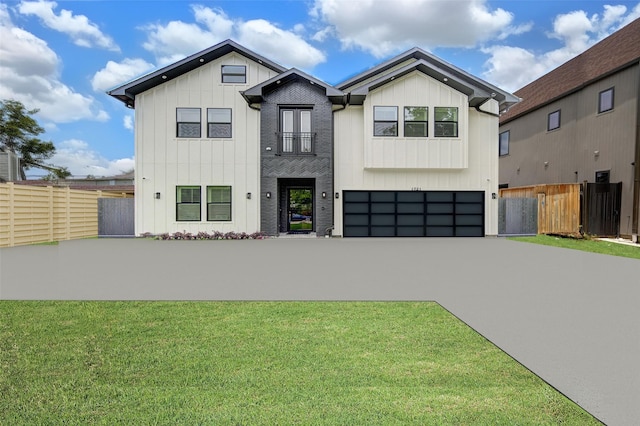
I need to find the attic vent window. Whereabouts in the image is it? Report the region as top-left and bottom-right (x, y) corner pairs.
(221, 65), (246, 83)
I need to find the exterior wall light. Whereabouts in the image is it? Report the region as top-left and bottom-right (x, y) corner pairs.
(335, 192), (340, 199)
(322, 192), (327, 198)
(266, 192), (271, 199)
(155, 192), (161, 199)
(246, 192), (252, 199)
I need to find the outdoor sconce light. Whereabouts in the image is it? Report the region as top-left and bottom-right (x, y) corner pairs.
(544, 161), (549, 168)
(246, 192), (252, 200)
(335, 192), (339, 199)
(155, 192), (161, 199)
(322, 192), (327, 198)
(594, 150), (600, 157)
(266, 192), (271, 199)
(492, 193), (497, 199)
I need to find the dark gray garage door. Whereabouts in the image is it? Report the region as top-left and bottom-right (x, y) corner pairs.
(343, 191), (484, 237)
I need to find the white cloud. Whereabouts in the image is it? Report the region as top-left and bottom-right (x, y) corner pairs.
(311, 0), (516, 57)
(482, 4), (639, 92)
(17, 0), (119, 51)
(0, 4), (109, 123)
(92, 58), (155, 92)
(123, 115), (133, 131)
(141, 5), (325, 70)
(50, 139), (134, 177)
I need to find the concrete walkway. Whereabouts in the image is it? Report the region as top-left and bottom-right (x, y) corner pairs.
(1, 237), (638, 425)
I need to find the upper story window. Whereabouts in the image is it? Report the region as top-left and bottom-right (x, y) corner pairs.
(207, 108), (232, 138)
(374, 106), (398, 136)
(221, 65), (246, 83)
(404, 107), (428, 137)
(176, 186), (201, 221)
(547, 110), (561, 131)
(434, 107), (458, 137)
(598, 88), (614, 113)
(177, 108), (201, 138)
(499, 130), (509, 156)
(279, 108), (314, 154)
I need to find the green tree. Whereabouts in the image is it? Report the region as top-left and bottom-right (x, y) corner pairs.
(0, 99), (66, 180)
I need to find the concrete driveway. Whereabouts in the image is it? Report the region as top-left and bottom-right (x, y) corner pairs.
(1, 237), (638, 425)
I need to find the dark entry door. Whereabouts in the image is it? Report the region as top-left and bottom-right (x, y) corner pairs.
(288, 188), (313, 232)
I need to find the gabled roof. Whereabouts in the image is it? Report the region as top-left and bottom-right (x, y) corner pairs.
(107, 40), (287, 108)
(241, 68), (346, 105)
(501, 18), (640, 124)
(337, 47), (519, 111)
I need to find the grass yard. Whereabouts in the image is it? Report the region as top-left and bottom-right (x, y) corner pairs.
(1, 302), (600, 425)
(509, 235), (640, 259)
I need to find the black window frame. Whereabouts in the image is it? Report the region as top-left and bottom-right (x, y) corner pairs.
(499, 130), (510, 156)
(207, 186), (232, 221)
(221, 65), (246, 84)
(434, 107), (459, 137)
(176, 186), (201, 222)
(373, 106), (398, 137)
(176, 108), (201, 138)
(404, 106), (428, 137)
(547, 110), (561, 131)
(207, 108), (232, 138)
(598, 87), (614, 113)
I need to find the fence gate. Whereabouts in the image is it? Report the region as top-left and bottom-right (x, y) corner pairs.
(498, 198), (538, 235)
(583, 182), (622, 237)
(98, 198), (134, 236)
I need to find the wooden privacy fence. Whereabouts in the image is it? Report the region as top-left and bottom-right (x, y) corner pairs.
(500, 184), (582, 236)
(0, 182), (131, 247)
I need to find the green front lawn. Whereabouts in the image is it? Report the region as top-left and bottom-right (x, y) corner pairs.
(0, 302), (600, 424)
(509, 235), (640, 259)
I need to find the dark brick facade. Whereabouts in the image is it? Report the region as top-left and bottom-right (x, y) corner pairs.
(259, 79), (334, 236)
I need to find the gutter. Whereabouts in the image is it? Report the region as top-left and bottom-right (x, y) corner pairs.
(474, 97), (500, 118)
(632, 61), (640, 243)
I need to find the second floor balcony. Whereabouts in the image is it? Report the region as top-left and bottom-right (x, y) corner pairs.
(276, 132), (316, 155)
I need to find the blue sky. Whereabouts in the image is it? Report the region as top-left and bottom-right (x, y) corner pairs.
(1, 0), (639, 178)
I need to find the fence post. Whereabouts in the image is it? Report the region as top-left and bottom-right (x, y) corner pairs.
(8, 182), (15, 247)
(47, 186), (54, 242)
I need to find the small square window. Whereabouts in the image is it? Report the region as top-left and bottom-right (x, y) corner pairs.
(598, 88), (614, 113)
(499, 130), (509, 156)
(548, 110), (560, 131)
(177, 108), (201, 138)
(434, 107), (458, 137)
(222, 65), (246, 83)
(207, 108), (232, 138)
(374, 106), (398, 136)
(404, 107), (428, 137)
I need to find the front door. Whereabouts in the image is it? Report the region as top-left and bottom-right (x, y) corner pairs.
(287, 188), (313, 233)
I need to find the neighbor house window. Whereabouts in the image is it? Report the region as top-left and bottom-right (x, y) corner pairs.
(404, 107), (428, 137)
(207, 108), (232, 138)
(374, 106), (398, 136)
(598, 88), (614, 113)
(176, 186), (201, 221)
(207, 186), (232, 221)
(434, 107), (458, 137)
(548, 110), (561, 131)
(177, 108), (201, 138)
(221, 65), (246, 83)
(499, 130), (510, 156)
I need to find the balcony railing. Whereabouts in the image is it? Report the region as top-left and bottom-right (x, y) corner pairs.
(276, 132), (316, 155)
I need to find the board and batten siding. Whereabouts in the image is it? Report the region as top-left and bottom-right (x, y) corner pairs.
(333, 72), (500, 236)
(134, 52), (280, 235)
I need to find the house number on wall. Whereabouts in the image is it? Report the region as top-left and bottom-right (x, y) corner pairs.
(411, 187), (422, 191)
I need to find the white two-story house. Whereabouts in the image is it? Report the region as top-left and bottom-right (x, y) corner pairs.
(109, 40), (517, 237)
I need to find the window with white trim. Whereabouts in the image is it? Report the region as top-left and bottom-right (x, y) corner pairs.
(221, 65), (246, 83)
(374, 106), (398, 136)
(499, 130), (509, 156)
(177, 108), (201, 138)
(598, 88), (614, 113)
(207, 186), (232, 221)
(434, 107), (458, 137)
(176, 186), (201, 221)
(207, 108), (232, 138)
(404, 107), (428, 137)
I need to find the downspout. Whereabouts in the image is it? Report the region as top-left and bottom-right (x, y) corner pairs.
(474, 97), (500, 118)
(328, 95), (348, 237)
(632, 61), (640, 243)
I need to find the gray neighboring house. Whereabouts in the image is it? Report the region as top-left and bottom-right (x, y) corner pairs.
(499, 18), (640, 240)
